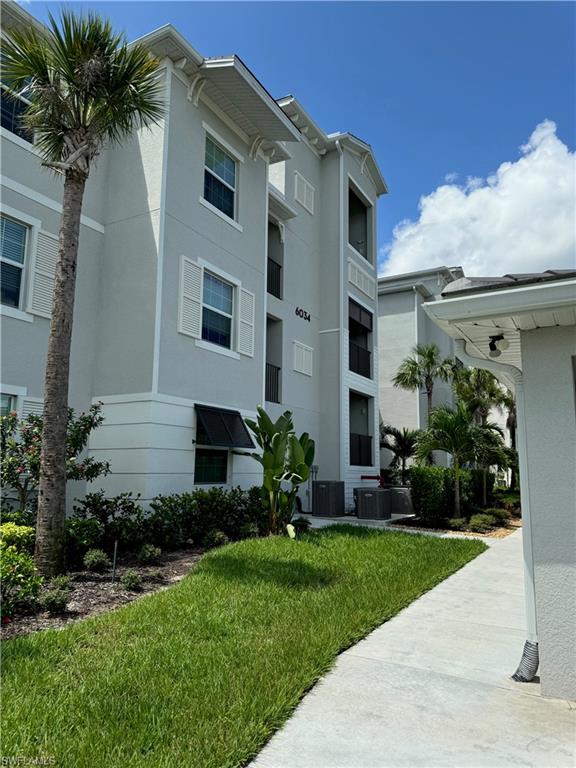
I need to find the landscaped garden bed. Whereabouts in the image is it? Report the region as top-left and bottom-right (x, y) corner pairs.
(2, 526), (485, 768)
(389, 515), (521, 538)
(1, 547), (203, 640)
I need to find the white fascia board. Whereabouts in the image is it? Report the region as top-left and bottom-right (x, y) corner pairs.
(129, 24), (204, 68)
(378, 265), (456, 286)
(328, 133), (388, 196)
(424, 279), (576, 326)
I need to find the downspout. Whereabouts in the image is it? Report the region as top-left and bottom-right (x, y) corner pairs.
(454, 339), (539, 682)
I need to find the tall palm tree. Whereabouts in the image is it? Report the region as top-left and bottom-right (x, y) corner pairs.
(379, 423), (420, 484)
(393, 343), (453, 419)
(2, 12), (164, 575)
(416, 403), (505, 517)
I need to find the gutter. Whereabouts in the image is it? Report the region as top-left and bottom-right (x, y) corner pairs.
(454, 339), (539, 681)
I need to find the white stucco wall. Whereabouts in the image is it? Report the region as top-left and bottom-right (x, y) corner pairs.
(521, 325), (576, 700)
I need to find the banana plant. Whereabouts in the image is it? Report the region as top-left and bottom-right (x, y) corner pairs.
(245, 407), (315, 535)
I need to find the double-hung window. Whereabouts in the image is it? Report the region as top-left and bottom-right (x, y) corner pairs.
(202, 271), (234, 349)
(204, 136), (236, 220)
(1, 215), (27, 308)
(1, 72), (34, 143)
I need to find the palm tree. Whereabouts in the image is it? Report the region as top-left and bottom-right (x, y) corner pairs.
(452, 367), (507, 425)
(2, 12), (164, 575)
(379, 423), (420, 484)
(393, 343), (453, 419)
(416, 403), (505, 517)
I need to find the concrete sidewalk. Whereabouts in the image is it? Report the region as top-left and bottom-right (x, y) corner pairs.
(252, 531), (575, 768)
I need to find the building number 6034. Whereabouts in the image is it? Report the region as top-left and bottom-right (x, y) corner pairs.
(295, 307), (311, 322)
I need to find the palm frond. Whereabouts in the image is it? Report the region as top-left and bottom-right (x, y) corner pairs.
(1, 9), (165, 169)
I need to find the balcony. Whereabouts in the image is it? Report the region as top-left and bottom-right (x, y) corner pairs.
(349, 341), (371, 378)
(265, 362), (281, 403)
(350, 433), (372, 466)
(267, 259), (282, 299)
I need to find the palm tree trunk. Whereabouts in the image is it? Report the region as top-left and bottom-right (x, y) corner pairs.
(454, 457), (461, 517)
(426, 388), (433, 420)
(35, 171), (87, 576)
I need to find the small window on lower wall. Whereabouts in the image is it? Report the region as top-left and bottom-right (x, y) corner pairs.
(194, 448), (228, 484)
(0, 393), (14, 416)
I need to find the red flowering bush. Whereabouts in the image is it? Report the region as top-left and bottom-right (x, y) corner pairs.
(0, 403), (111, 511)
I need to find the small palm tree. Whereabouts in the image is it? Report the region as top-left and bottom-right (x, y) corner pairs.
(379, 423), (420, 484)
(452, 367), (507, 425)
(416, 403), (504, 516)
(393, 344), (453, 419)
(2, 12), (164, 575)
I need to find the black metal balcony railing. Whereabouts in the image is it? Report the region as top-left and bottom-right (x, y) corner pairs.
(265, 363), (281, 403)
(349, 341), (371, 378)
(350, 433), (372, 466)
(267, 259), (282, 299)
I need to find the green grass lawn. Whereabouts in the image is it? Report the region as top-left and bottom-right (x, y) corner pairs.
(1, 526), (486, 768)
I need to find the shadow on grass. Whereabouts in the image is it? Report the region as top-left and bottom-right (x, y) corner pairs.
(201, 553), (339, 590)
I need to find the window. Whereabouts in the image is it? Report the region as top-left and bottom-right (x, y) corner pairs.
(204, 136), (236, 219)
(348, 299), (373, 379)
(195, 405), (254, 449)
(1, 79), (34, 143)
(194, 448), (228, 484)
(202, 271), (234, 349)
(1, 216), (27, 308)
(0, 393), (14, 417)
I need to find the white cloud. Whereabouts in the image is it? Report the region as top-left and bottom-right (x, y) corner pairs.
(444, 172), (459, 183)
(380, 120), (576, 277)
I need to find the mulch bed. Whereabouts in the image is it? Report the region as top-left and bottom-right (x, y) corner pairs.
(389, 517), (522, 539)
(1, 548), (204, 641)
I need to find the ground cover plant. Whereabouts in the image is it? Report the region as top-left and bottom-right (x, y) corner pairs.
(2, 526), (485, 768)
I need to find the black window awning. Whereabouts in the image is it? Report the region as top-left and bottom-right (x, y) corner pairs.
(195, 405), (254, 449)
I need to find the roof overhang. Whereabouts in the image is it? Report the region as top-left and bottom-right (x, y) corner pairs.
(1, 0), (46, 37)
(423, 277), (576, 371)
(131, 26), (301, 158)
(328, 133), (388, 197)
(277, 97), (388, 197)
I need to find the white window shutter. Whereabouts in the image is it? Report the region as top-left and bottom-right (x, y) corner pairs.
(29, 231), (58, 318)
(238, 288), (255, 357)
(348, 261), (375, 299)
(294, 172), (314, 214)
(179, 257), (203, 338)
(21, 398), (43, 419)
(293, 341), (313, 376)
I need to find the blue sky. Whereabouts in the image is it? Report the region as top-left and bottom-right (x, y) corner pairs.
(26, 1), (576, 274)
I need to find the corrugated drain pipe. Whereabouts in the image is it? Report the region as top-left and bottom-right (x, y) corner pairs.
(454, 339), (539, 682)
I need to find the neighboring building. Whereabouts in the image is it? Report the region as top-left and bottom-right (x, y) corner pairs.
(377, 266), (463, 467)
(0, 2), (387, 511)
(424, 269), (576, 701)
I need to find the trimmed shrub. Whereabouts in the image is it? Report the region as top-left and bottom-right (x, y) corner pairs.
(409, 466), (448, 523)
(148, 486), (266, 549)
(0, 523), (35, 554)
(65, 518), (105, 567)
(448, 518), (467, 531)
(0, 507), (36, 526)
(41, 579), (72, 614)
(468, 513), (497, 533)
(0, 543), (43, 617)
(202, 530), (229, 549)
(136, 543), (162, 565)
(120, 569), (142, 591)
(484, 507), (511, 526)
(409, 466), (474, 523)
(83, 548), (111, 573)
(73, 491), (147, 550)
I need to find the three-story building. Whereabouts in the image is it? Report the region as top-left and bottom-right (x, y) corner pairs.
(1, 2), (387, 511)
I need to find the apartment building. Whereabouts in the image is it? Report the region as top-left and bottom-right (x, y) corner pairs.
(376, 266), (462, 467)
(0, 2), (387, 510)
